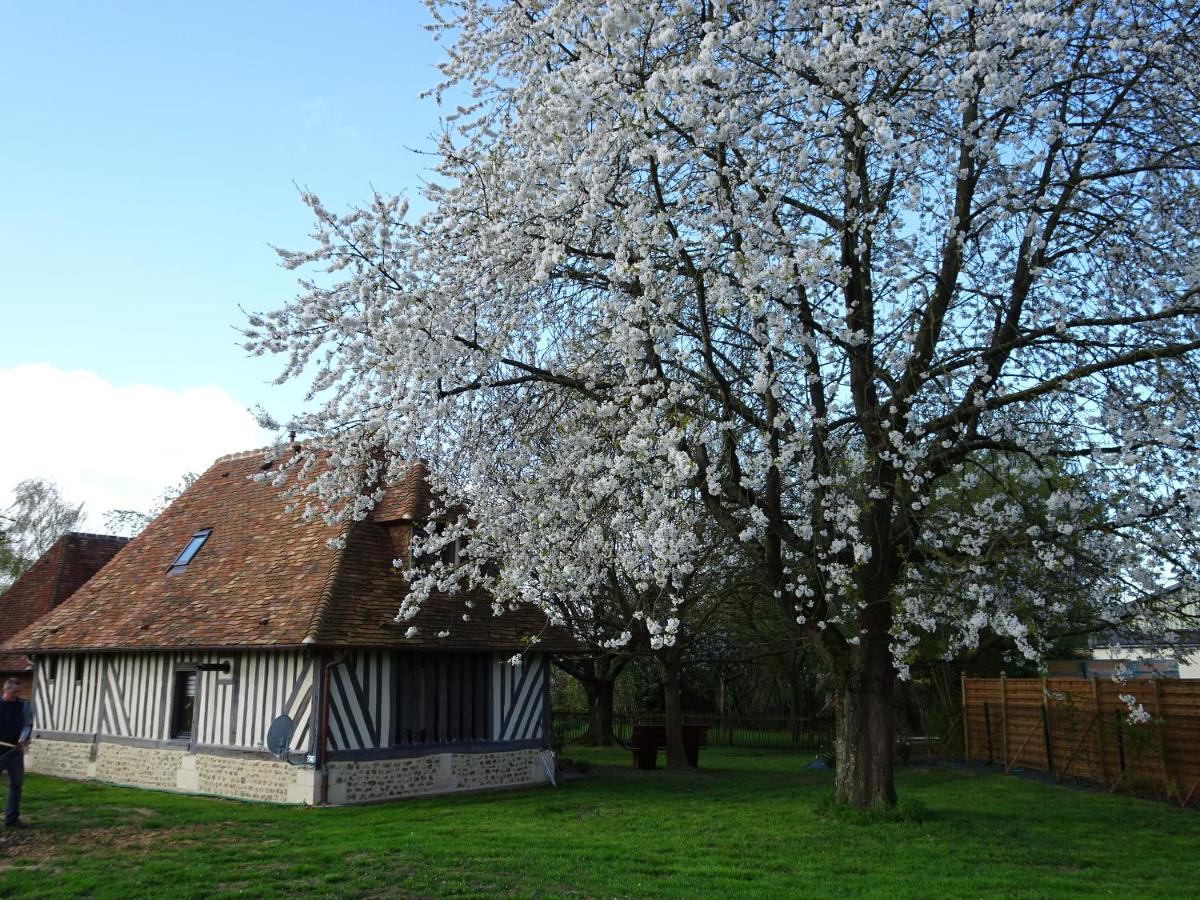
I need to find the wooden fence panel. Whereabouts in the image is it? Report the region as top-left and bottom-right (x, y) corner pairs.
(964, 677), (1200, 806)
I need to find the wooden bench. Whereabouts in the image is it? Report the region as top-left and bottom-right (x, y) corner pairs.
(630, 723), (708, 769)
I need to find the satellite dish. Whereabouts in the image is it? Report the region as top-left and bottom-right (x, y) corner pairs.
(266, 714), (294, 758)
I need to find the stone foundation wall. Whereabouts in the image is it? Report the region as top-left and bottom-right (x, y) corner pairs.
(26, 738), (92, 780)
(194, 753), (316, 804)
(452, 748), (547, 790)
(327, 748), (549, 805)
(27, 738), (317, 805)
(95, 742), (184, 790)
(28, 739), (548, 806)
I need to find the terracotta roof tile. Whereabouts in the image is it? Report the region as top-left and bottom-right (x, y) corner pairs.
(4, 450), (577, 655)
(315, 519), (578, 653)
(370, 461), (435, 522)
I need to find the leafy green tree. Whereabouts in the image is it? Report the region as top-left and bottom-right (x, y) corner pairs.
(0, 479), (84, 591)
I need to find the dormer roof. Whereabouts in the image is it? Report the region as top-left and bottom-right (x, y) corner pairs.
(0, 532), (128, 670)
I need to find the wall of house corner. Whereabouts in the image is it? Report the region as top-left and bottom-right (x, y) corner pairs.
(26, 647), (554, 805)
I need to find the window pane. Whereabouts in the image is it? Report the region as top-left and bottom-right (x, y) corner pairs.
(170, 529), (212, 570)
(171, 671), (197, 739)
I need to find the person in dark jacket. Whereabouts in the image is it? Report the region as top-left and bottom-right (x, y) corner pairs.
(0, 677), (33, 828)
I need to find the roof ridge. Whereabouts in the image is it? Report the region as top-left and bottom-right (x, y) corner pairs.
(65, 531), (131, 543)
(213, 445), (278, 464)
(303, 520), (355, 644)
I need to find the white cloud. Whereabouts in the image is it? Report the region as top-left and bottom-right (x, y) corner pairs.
(0, 364), (270, 531)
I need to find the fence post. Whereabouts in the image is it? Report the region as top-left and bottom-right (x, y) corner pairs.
(983, 701), (993, 765)
(1091, 676), (1108, 785)
(999, 671), (1009, 766)
(1152, 678), (1174, 801)
(960, 673), (969, 762)
(1041, 676), (1053, 774)
(1114, 710), (1126, 775)
(1041, 705), (1054, 775)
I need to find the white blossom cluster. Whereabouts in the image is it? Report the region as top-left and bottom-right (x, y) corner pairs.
(245, 0), (1200, 680)
(1110, 662), (1156, 726)
(1118, 692), (1153, 726)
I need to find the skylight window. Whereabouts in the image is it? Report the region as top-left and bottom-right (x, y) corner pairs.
(168, 529), (212, 574)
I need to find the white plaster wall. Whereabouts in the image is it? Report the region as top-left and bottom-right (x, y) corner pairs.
(1091, 647), (1200, 679)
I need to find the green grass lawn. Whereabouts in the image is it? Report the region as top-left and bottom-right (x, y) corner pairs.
(1, 746), (1197, 898)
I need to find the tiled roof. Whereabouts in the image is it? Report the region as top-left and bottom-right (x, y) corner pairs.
(4, 450), (577, 655)
(0, 532), (128, 672)
(370, 460), (435, 522)
(316, 519), (575, 652)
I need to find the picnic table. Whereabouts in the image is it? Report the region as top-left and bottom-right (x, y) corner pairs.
(630, 723), (708, 769)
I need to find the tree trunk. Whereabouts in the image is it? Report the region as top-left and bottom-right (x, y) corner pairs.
(583, 677), (616, 746)
(658, 649), (689, 769)
(554, 653), (626, 746)
(833, 630), (897, 807)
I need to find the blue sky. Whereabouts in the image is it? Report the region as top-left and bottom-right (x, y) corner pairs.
(0, 1), (449, 523)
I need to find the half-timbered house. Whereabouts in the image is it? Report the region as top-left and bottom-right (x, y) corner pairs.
(4, 448), (574, 804)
